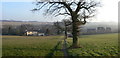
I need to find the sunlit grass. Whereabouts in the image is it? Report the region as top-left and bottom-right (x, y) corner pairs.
(2, 36), (64, 56)
(2, 33), (118, 56)
(67, 33), (118, 56)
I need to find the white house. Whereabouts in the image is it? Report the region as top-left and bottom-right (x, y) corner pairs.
(26, 31), (38, 36)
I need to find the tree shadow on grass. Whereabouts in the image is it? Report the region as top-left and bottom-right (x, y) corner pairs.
(62, 39), (80, 58)
(45, 40), (62, 58)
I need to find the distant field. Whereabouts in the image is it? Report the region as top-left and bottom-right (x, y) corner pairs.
(2, 33), (118, 56)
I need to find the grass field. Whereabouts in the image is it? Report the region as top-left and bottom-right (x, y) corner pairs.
(2, 33), (118, 56)
(67, 33), (118, 56)
(2, 36), (64, 56)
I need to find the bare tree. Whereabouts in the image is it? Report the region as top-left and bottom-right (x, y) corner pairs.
(32, 0), (99, 48)
(45, 28), (50, 35)
(54, 21), (63, 35)
(62, 19), (72, 39)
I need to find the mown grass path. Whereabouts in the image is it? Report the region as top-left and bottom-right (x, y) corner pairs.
(45, 39), (62, 57)
(62, 39), (68, 56)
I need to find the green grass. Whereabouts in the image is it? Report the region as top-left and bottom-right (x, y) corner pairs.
(2, 36), (64, 56)
(0, 36), (2, 57)
(67, 33), (118, 56)
(2, 33), (118, 56)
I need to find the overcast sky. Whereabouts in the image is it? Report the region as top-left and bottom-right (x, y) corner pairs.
(0, 0), (120, 22)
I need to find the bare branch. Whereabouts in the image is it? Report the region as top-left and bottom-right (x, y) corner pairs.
(46, 3), (59, 13)
(55, 13), (70, 17)
(50, 5), (64, 14)
(81, 1), (98, 12)
(32, 0), (99, 23)
(63, 19), (72, 26)
(57, 2), (73, 12)
(31, 2), (48, 11)
(75, 2), (82, 13)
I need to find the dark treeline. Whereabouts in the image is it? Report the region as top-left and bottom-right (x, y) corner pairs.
(1, 19), (74, 36)
(1, 23), (65, 36)
(1, 22), (118, 36)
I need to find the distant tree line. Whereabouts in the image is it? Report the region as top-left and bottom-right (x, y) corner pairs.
(2, 23), (66, 36)
(2, 22), (117, 36)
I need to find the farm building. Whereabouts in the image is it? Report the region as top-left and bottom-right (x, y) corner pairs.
(26, 31), (38, 36)
(25, 31), (45, 36)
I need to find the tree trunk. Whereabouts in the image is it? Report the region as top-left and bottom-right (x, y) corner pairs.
(65, 25), (67, 39)
(71, 13), (80, 48)
(72, 22), (78, 47)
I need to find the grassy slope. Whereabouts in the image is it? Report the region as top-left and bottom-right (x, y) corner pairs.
(67, 33), (118, 56)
